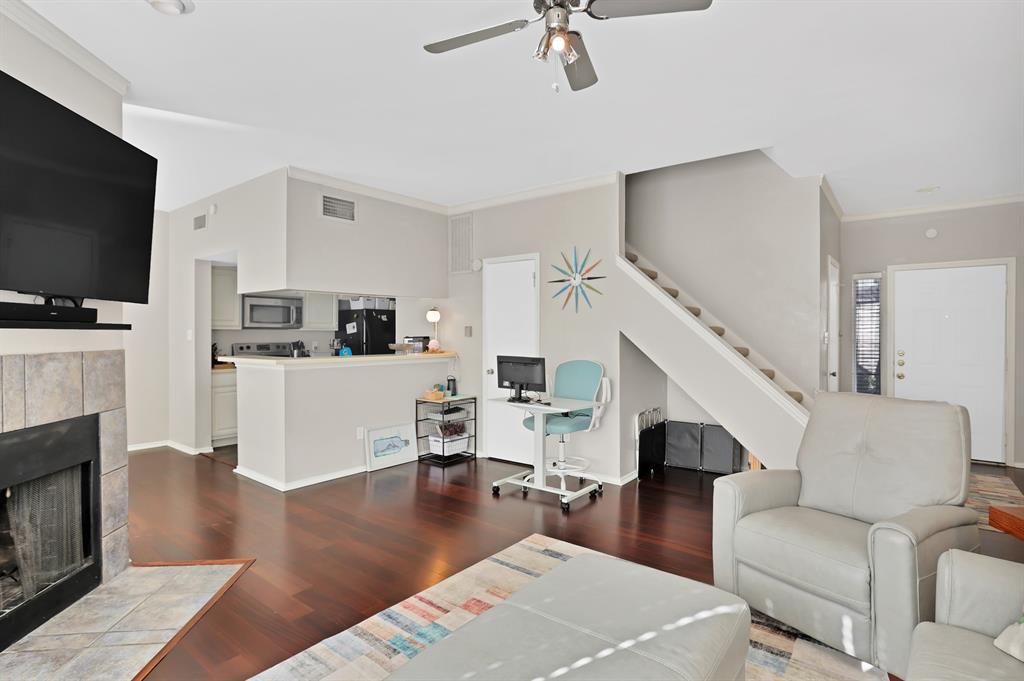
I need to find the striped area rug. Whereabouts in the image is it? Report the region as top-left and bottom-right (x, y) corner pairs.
(967, 472), (1024, 532)
(252, 534), (884, 681)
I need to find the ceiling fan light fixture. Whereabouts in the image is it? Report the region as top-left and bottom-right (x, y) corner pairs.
(549, 31), (569, 53)
(148, 0), (195, 16)
(533, 31), (552, 62)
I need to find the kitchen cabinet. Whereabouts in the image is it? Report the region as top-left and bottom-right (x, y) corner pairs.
(212, 369), (237, 443)
(302, 291), (338, 331)
(212, 266), (242, 330)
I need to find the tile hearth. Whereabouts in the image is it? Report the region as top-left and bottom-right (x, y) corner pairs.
(0, 563), (242, 681)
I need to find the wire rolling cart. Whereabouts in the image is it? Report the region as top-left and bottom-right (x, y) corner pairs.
(415, 395), (476, 467)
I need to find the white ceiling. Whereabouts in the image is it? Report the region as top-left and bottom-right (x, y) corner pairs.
(25, 0), (1024, 215)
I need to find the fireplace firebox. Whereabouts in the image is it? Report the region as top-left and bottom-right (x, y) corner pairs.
(0, 414), (101, 650)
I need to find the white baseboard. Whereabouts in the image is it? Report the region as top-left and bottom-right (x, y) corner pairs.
(212, 436), (237, 447)
(233, 465), (367, 492)
(127, 440), (172, 452)
(127, 440), (211, 455)
(588, 469), (638, 487)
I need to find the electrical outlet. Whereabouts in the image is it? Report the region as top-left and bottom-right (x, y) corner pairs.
(465, 325), (473, 337)
(355, 426), (365, 440)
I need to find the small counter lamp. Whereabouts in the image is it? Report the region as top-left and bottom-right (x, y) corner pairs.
(426, 307), (441, 342)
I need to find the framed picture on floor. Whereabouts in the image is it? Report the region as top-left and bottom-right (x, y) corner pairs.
(365, 423), (418, 471)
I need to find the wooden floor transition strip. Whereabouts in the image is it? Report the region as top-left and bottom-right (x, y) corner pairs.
(131, 557), (255, 681)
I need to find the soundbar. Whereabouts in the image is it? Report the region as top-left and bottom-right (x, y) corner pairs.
(0, 301), (97, 324)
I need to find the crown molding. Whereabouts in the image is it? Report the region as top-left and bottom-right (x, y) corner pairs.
(0, 0), (129, 96)
(287, 167), (448, 216)
(842, 194), (1024, 224)
(820, 176), (845, 220)
(448, 173), (619, 215)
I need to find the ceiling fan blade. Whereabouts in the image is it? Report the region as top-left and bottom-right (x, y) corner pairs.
(586, 0), (712, 20)
(562, 32), (598, 91)
(423, 19), (531, 54)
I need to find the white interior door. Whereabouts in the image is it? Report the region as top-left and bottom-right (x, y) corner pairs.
(827, 257), (841, 392)
(483, 255), (539, 464)
(892, 264), (1007, 462)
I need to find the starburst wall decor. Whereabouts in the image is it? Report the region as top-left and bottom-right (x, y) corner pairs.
(548, 247), (606, 313)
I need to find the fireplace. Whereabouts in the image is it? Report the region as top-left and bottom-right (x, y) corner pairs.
(0, 415), (102, 649)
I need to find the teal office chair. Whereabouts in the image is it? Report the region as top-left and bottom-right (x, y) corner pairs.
(523, 359), (610, 496)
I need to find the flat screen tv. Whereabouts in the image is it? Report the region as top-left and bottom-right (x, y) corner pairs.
(0, 69), (157, 304)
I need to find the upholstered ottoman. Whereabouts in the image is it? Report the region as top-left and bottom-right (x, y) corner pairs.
(388, 553), (751, 681)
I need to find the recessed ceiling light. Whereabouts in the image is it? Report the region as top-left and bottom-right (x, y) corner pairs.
(915, 185), (941, 193)
(148, 0), (195, 15)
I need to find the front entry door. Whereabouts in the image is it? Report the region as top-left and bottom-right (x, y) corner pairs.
(892, 263), (1008, 462)
(482, 255), (539, 464)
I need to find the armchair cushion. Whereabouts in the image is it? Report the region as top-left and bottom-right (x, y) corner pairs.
(734, 506), (871, 613)
(936, 549), (1024, 638)
(796, 393), (970, 524)
(907, 622), (1024, 681)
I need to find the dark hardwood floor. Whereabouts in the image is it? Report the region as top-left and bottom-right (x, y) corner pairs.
(130, 449), (1024, 680)
(130, 449), (716, 680)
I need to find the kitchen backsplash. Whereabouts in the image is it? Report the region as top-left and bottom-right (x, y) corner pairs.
(213, 329), (337, 355)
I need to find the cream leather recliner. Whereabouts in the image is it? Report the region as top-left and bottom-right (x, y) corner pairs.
(712, 392), (980, 679)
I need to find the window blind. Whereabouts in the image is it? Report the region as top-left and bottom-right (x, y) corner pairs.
(853, 276), (881, 395)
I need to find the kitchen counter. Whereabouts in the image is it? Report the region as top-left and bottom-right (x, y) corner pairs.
(217, 352), (456, 368)
(222, 351), (459, 492)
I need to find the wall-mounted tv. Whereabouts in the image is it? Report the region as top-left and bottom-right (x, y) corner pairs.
(0, 69), (157, 305)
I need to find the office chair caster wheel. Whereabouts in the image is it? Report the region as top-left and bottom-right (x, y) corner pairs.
(492, 485), (500, 495)
(589, 489), (598, 499)
(579, 477), (586, 485)
(597, 483), (604, 492)
(560, 501), (570, 512)
(522, 487), (528, 496)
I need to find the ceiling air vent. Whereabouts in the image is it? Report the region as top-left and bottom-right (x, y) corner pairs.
(449, 213), (473, 274)
(193, 214), (207, 230)
(322, 194), (356, 222)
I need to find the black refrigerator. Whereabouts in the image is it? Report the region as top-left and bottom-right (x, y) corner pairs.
(335, 309), (395, 355)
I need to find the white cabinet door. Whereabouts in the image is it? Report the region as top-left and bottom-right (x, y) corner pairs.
(302, 292), (338, 331)
(211, 371), (238, 441)
(212, 267), (241, 330)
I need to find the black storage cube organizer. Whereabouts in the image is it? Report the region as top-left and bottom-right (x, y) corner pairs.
(638, 420), (667, 475)
(666, 421), (701, 469)
(700, 424), (743, 474)
(663, 421), (742, 474)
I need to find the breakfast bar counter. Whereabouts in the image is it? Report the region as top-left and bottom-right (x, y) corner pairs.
(218, 352), (458, 491)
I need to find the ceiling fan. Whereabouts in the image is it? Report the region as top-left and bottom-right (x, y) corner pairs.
(423, 0), (713, 91)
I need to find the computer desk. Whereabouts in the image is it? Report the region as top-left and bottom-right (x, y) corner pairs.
(489, 397), (601, 511)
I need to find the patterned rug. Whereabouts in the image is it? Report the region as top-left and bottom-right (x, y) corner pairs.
(253, 534), (885, 681)
(968, 472), (1024, 532)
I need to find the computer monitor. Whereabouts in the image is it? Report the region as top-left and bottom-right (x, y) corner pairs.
(497, 356), (546, 403)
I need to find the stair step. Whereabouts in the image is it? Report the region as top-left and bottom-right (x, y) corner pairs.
(734, 346), (750, 357)
(625, 252), (639, 263)
(786, 390), (804, 404)
(760, 368), (776, 380)
(685, 305), (701, 317)
(662, 286), (679, 299)
(639, 266), (658, 280)
(710, 325), (726, 337)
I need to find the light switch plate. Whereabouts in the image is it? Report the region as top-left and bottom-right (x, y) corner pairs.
(464, 325), (473, 337)
(355, 426), (365, 440)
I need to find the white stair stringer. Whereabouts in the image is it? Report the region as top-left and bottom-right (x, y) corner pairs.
(625, 245), (814, 412)
(617, 255), (808, 470)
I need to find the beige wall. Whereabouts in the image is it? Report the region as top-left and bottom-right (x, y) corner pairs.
(840, 201), (1024, 461)
(123, 212), (170, 445)
(0, 12), (126, 353)
(625, 150), (823, 397)
(439, 184), (628, 481)
(285, 178), (449, 298)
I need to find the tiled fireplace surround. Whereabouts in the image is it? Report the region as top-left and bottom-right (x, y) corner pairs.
(0, 350), (129, 583)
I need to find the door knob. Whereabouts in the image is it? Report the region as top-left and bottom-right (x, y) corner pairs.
(486, 369), (495, 375)
(896, 372), (905, 380)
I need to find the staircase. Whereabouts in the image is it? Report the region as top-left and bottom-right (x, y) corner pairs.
(618, 249), (810, 470)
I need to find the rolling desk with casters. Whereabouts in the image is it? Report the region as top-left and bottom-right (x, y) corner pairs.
(489, 396), (602, 511)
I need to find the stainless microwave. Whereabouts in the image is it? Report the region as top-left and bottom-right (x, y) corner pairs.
(243, 295), (303, 329)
